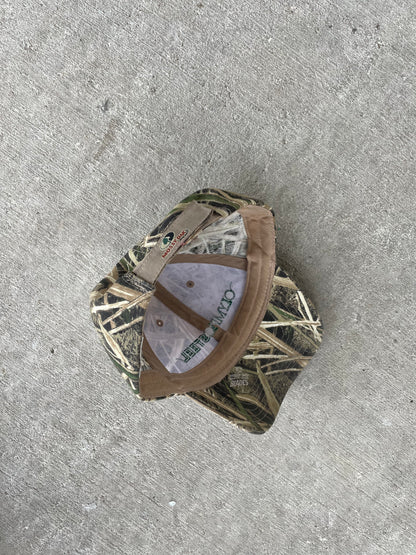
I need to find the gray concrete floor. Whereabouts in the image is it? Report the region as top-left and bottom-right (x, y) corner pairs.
(1, 1), (416, 554)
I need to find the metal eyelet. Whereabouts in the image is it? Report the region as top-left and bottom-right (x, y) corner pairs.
(186, 280), (194, 288)
(156, 319), (164, 327)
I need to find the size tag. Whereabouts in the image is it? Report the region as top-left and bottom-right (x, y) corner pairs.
(133, 201), (213, 284)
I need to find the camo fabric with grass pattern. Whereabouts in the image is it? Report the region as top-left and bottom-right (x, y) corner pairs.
(90, 188), (323, 434)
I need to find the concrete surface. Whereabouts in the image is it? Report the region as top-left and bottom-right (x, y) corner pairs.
(1, 1), (416, 554)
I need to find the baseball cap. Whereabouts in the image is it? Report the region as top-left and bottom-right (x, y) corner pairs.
(90, 188), (323, 434)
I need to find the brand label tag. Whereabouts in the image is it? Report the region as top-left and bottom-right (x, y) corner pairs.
(133, 201), (213, 284)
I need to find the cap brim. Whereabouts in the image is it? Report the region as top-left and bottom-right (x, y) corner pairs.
(186, 267), (323, 434)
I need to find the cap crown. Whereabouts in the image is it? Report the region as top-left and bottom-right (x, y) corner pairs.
(90, 189), (323, 433)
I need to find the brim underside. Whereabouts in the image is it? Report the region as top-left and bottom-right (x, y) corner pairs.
(186, 266), (323, 434)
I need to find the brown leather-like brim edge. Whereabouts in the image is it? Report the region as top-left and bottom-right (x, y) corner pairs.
(139, 206), (276, 398)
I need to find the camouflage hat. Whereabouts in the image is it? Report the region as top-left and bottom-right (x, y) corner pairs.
(90, 189), (323, 434)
